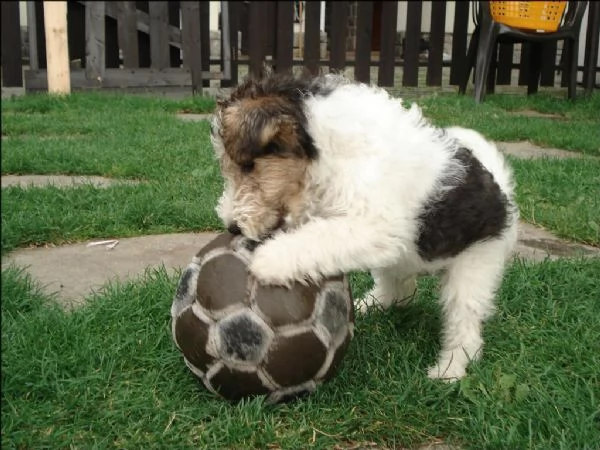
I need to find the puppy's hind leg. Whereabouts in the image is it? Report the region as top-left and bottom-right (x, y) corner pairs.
(358, 266), (417, 313)
(427, 238), (511, 381)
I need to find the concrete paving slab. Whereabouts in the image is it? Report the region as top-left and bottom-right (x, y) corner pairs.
(1, 232), (218, 309)
(1, 175), (140, 189)
(496, 141), (585, 160)
(515, 222), (599, 262)
(2, 221), (598, 309)
(176, 113), (214, 122)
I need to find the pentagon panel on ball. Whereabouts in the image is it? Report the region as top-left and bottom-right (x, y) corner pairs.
(171, 232), (355, 404)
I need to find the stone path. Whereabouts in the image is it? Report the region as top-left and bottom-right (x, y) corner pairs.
(1, 112), (598, 307)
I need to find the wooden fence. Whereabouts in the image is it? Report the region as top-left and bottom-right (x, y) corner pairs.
(2, 1), (599, 94)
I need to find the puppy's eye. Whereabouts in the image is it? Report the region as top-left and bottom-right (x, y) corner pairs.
(263, 142), (280, 155)
(241, 161), (255, 173)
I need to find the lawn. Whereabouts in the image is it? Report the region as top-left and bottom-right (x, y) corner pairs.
(2, 88), (599, 449)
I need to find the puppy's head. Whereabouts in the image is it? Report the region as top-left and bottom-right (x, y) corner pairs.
(211, 73), (319, 241)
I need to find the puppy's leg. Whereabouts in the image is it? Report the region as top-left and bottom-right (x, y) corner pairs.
(249, 217), (402, 287)
(427, 238), (511, 381)
(359, 267), (417, 312)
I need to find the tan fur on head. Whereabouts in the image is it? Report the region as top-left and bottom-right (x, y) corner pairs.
(212, 74), (318, 240)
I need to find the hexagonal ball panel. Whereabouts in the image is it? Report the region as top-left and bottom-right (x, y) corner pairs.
(263, 331), (327, 387)
(216, 310), (272, 365)
(321, 333), (352, 382)
(253, 282), (320, 327)
(197, 253), (248, 312)
(173, 307), (214, 372)
(208, 366), (271, 402)
(317, 289), (351, 342)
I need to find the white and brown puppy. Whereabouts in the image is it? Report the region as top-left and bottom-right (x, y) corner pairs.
(210, 72), (519, 381)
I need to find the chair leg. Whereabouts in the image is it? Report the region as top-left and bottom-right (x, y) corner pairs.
(474, 22), (498, 103)
(527, 42), (543, 95)
(567, 38), (579, 100)
(459, 27), (480, 95)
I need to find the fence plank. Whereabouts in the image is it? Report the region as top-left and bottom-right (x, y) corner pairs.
(1, 1), (23, 87)
(149, 1), (170, 69)
(329, 1), (349, 72)
(518, 42), (531, 85)
(85, 1), (105, 82)
(449, 0), (469, 85)
(26, 2), (39, 70)
(249, 1), (267, 77)
(199, 1), (210, 86)
(304, 1), (321, 75)
(583, 2), (600, 93)
(275, 1), (294, 73)
(355, 1), (373, 83)
(402, 1), (422, 87)
(221, 0), (240, 87)
(25, 67), (223, 91)
(496, 43), (513, 85)
(377, 1), (398, 87)
(426, 1), (446, 86)
(540, 41), (557, 86)
(117, 1), (139, 68)
(181, 1), (202, 94)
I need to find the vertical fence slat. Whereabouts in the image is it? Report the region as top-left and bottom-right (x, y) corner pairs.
(1, 1), (23, 87)
(377, 1), (398, 87)
(85, 1), (105, 81)
(27, 1), (39, 71)
(304, 1), (321, 75)
(402, 1), (422, 87)
(199, 1), (210, 86)
(449, 0), (469, 85)
(275, 1), (294, 73)
(426, 1), (446, 86)
(496, 43), (513, 85)
(329, 1), (348, 72)
(221, 0), (239, 87)
(583, 2), (600, 93)
(117, 1), (139, 69)
(181, 1), (202, 94)
(355, 1), (373, 83)
(540, 41), (558, 86)
(518, 42), (532, 85)
(249, 1), (267, 77)
(149, 1), (169, 69)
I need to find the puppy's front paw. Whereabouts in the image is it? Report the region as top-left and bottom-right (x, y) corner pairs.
(249, 242), (296, 288)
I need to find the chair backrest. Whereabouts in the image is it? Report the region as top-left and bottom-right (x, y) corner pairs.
(475, 1), (588, 33)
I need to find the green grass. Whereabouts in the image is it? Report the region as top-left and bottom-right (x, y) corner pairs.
(418, 92), (600, 156)
(2, 258), (599, 449)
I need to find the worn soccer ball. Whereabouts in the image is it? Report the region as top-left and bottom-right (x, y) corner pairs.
(170, 232), (355, 404)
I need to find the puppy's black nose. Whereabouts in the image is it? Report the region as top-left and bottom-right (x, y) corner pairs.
(227, 223), (242, 235)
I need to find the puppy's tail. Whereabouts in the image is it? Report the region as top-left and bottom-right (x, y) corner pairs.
(445, 126), (515, 197)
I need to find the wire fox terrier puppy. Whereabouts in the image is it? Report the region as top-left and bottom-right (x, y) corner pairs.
(210, 71), (519, 381)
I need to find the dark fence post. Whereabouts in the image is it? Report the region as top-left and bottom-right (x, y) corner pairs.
(355, 1), (373, 84)
(329, 1), (349, 73)
(1, 1), (23, 87)
(449, 1), (470, 86)
(181, 1), (203, 94)
(149, 2), (170, 69)
(248, 1), (267, 77)
(426, 1), (446, 86)
(275, 1), (294, 74)
(85, 2), (106, 83)
(117, 1), (140, 69)
(378, 1), (398, 87)
(402, 1), (422, 87)
(304, 1), (321, 75)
